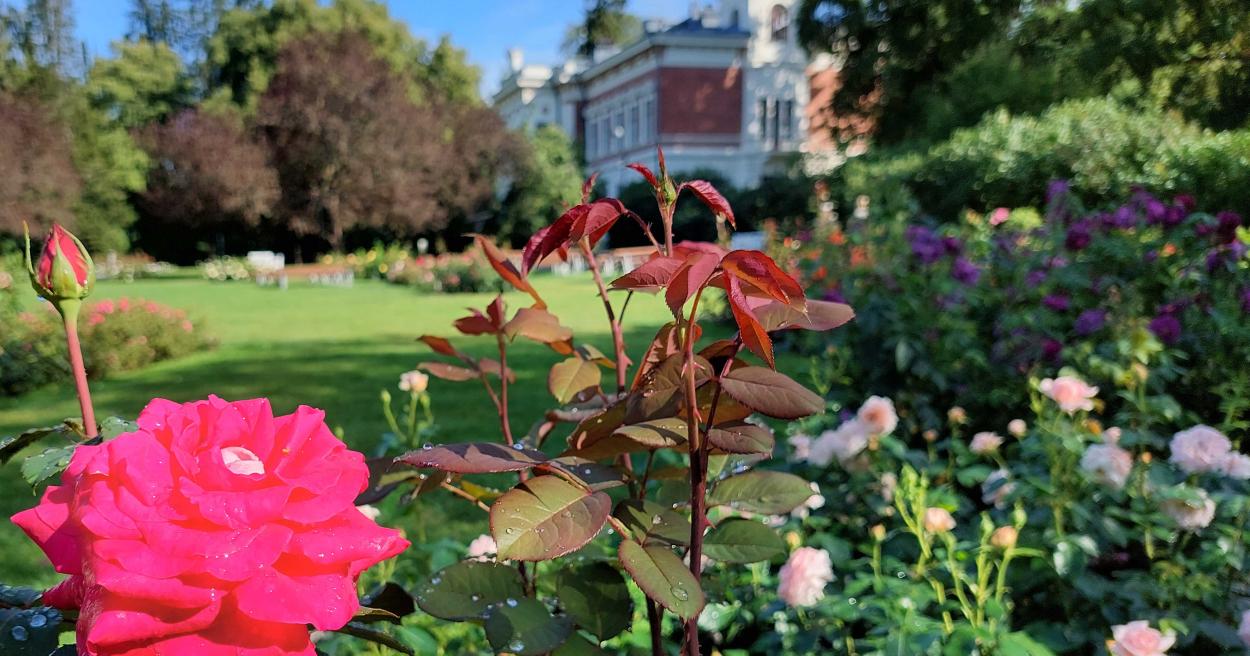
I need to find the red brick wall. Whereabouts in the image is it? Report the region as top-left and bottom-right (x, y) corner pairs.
(658, 66), (742, 135)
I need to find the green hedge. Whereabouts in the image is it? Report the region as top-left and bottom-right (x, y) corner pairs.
(838, 99), (1250, 219)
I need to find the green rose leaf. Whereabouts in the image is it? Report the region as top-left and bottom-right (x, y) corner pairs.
(484, 597), (574, 655)
(415, 561), (525, 621)
(617, 540), (705, 620)
(555, 562), (634, 639)
(708, 470), (814, 514)
(491, 475), (611, 561)
(21, 445), (76, 488)
(549, 357), (602, 404)
(702, 518), (786, 563)
(541, 457), (627, 492)
(718, 366), (824, 419)
(397, 442), (548, 474)
(552, 633), (608, 655)
(0, 586), (42, 609)
(0, 421), (80, 465)
(614, 498), (691, 546)
(613, 417), (689, 449)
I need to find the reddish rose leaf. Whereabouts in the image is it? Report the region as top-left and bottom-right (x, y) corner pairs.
(474, 234), (545, 307)
(397, 442), (548, 474)
(577, 199), (626, 247)
(719, 366), (824, 419)
(562, 433), (651, 460)
(522, 205), (585, 274)
(504, 307), (573, 345)
(626, 162), (658, 188)
(581, 172), (599, 203)
(750, 297), (855, 332)
(671, 241), (727, 260)
(477, 357), (516, 383)
(678, 180), (736, 228)
(417, 362), (478, 382)
(610, 256), (683, 293)
(707, 421), (775, 454)
(721, 251), (804, 306)
(540, 457), (627, 492)
(630, 323), (689, 390)
(613, 417), (689, 449)
(418, 335), (458, 357)
(491, 475), (612, 561)
(725, 274), (775, 367)
(665, 252), (720, 317)
(569, 401), (627, 449)
(454, 309), (498, 336)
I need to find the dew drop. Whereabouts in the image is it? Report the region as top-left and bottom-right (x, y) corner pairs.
(505, 598), (518, 607)
(848, 597), (857, 605)
(470, 594), (480, 602)
(509, 640), (525, 652)
(422, 443), (433, 450)
(651, 514), (663, 525)
(10, 626), (27, 641)
(513, 442), (524, 450)
(671, 587), (689, 600)
(506, 528), (515, 535)
(896, 571), (906, 579)
(29, 614), (47, 628)
(431, 577), (441, 585)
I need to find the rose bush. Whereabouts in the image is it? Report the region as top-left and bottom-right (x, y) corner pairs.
(13, 396), (409, 655)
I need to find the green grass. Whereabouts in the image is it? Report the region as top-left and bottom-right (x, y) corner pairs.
(0, 274), (809, 586)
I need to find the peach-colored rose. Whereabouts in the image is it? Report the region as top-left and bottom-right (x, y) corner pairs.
(1110, 620), (1176, 656)
(923, 507), (956, 534)
(776, 547), (833, 607)
(398, 370), (429, 393)
(1081, 443), (1133, 489)
(1161, 488), (1216, 532)
(1169, 425), (1232, 474)
(990, 526), (1018, 549)
(1039, 375), (1099, 414)
(1007, 419), (1027, 438)
(970, 431), (1003, 455)
(857, 396), (898, 436)
(466, 534), (497, 561)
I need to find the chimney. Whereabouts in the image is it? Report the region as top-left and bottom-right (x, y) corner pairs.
(507, 48), (524, 73)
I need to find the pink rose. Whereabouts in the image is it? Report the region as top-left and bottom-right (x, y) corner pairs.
(970, 431), (1003, 455)
(1110, 620), (1176, 656)
(1161, 488), (1216, 532)
(857, 396), (898, 436)
(990, 207), (1011, 226)
(398, 370), (429, 393)
(1081, 443), (1133, 490)
(12, 396), (409, 656)
(1221, 453), (1250, 480)
(1169, 425), (1232, 474)
(466, 534), (498, 561)
(776, 547), (833, 607)
(1039, 375), (1099, 414)
(1007, 419), (1027, 438)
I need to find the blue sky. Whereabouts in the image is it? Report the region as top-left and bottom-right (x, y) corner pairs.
(73, 1), (689, 97)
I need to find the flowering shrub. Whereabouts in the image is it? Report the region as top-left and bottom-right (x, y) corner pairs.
(326, 243), (501, 293)
(1, 298), (212, 395)
(199, 255), (254, 281)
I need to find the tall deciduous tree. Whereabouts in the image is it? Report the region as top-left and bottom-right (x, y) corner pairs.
(256, 31), (476, 250)
(0, 91), (81, 232)
(497, 126), (583, 246)
(87, 39), (193, 128)
(562, 0), (641, 59)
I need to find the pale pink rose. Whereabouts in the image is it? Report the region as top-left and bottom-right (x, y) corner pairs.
(982, 469), (1015, 508)
(923, 507), (956, 533)
(776, 547), (834, 607)
(808, 420), (870, 467)
(1081, 443), (1133, 490)
(1221, 453), (1250, 480)
(466, 534), (497, 561)
(1169, 425), (1232, 474)
(1007, 419), (1027, 438)
(1039, 375), (1099, 414)
(970, 431), (1004, 455)
(788, 434), (813, 462)
(857, 396), (898, 436)
(1238, 610), (1250, 648)
(1110, 620), (1176, 656)
(1161, 488), (1216, 532)
(398, 370), (429, 393)
(990, 207), (1011, 226)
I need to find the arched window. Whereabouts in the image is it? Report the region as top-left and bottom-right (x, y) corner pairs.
(770, 5), (789, 42)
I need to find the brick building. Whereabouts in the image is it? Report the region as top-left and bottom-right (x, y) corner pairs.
(492, 0), (848, 193)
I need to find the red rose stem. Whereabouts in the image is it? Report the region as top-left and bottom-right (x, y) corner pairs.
(64, 313), (97, 438)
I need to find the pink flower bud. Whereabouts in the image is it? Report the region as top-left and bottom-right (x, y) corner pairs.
(25, 223), (94, 311)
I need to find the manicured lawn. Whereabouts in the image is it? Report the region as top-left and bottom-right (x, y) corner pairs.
(0, 274), (810, 586)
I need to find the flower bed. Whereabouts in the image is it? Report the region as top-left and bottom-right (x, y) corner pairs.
(325, 243), (501, 293)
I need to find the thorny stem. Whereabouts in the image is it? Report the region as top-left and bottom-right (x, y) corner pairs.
(661, 204), (675, 256)
(681, 287), (706, 656)
(64, 317), (97, 438)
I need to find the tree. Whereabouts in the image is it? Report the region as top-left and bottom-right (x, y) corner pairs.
(797, 0), (1024, 143)
(87, 39), (193, 128)
(562, 0), (641, 59)
(0, 91), (81, 233)
(497, 126), (582, 246)
(256, 31), (451, 249)
(134, 108), (278, 262)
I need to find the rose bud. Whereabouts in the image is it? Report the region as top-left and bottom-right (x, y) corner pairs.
(923, 507), (957, 534)
(990, 526), (1019, 549)
(24, 223), (94, 316)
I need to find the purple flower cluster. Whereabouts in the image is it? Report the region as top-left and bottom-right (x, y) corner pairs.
(907, 226), (945, 265)
(907, 225), (980, 286)
(1074, 309), (1107, 335)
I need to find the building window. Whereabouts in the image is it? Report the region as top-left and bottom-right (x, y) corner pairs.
(759, 97), (770, 141)
(644, 97), (656, 143)
(770, 5), (789, 42)
(628, 104), (640, 147)
(780, 99), (794, 140)
(587, 117), (598, 158)
(598, 119), (608, 158)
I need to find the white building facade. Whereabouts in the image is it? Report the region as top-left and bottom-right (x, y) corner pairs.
(492, 1), (845, 193)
